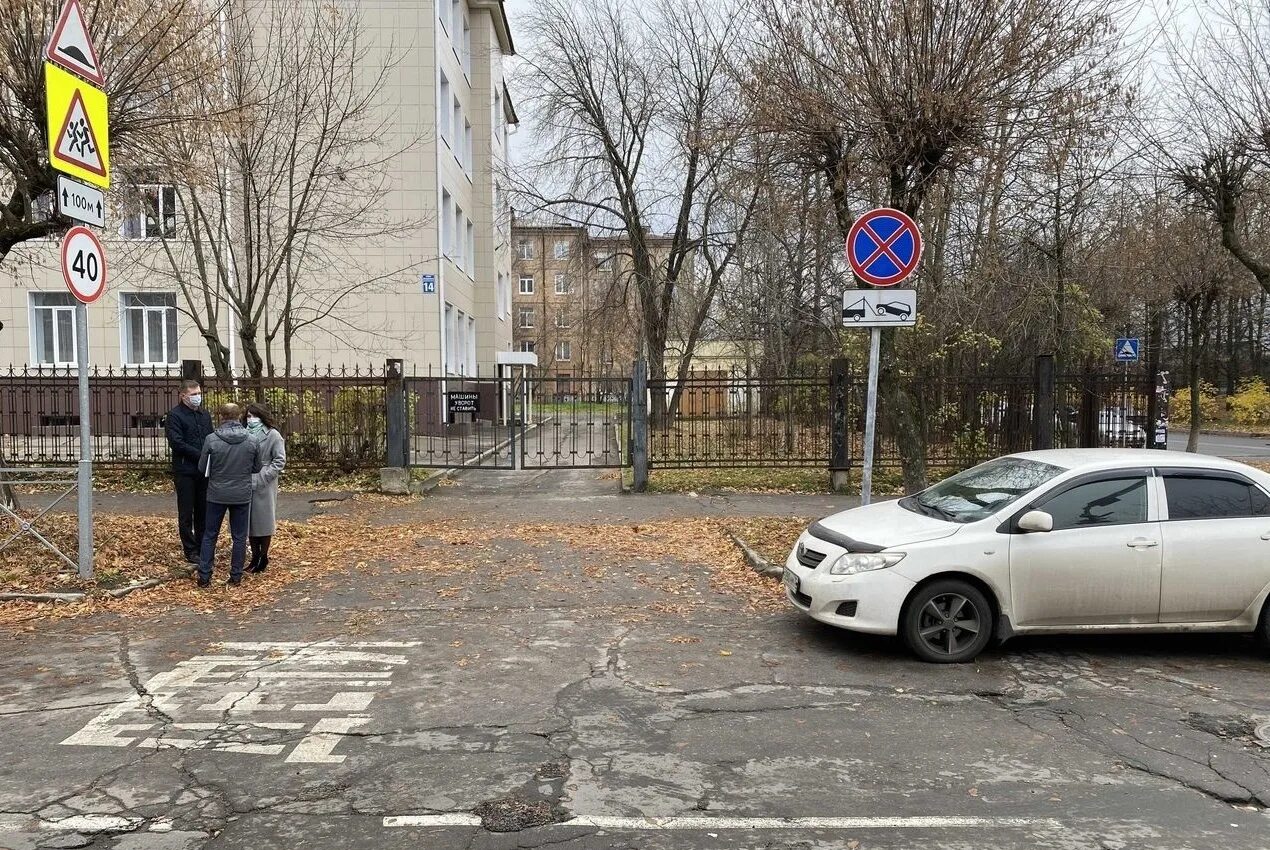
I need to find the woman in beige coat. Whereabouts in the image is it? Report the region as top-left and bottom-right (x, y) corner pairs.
(245, 402), (286, 574)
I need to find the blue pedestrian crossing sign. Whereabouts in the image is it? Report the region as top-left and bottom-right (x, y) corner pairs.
(1114, 337), (1140, 363)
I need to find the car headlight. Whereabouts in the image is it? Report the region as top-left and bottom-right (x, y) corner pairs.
(829, 552), (906, 575)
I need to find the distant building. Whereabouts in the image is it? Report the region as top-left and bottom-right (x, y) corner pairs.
(510, 223), (674, 390)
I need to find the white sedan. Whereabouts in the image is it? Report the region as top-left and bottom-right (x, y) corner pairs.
(784, 449), (1270, 663)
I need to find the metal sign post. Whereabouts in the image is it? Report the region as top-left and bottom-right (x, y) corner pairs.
(46, 0), (109, 578)
(74, 303), (92, 579)
(845, 209), (923, 506)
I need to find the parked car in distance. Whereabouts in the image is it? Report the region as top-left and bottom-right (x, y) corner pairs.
(784, 450), (1270, 662)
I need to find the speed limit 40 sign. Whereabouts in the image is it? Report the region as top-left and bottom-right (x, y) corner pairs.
(60, 225), (106, 303)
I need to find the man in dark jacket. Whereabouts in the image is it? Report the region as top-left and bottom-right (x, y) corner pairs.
(165, 379), (214, 563)
(197, 403), (259, 587)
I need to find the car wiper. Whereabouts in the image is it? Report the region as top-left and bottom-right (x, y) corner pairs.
(900, 496), (958, 522)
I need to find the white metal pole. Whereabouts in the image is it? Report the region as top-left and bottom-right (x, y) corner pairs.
(74, 303), (93, 579)
(860, 327), (881, 506)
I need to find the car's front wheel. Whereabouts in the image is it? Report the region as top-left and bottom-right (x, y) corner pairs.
(901, 580), (994, 663)
(1257, 600), (1270, 650)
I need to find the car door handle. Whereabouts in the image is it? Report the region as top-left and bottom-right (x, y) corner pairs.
(1126, 538), (1159, 548)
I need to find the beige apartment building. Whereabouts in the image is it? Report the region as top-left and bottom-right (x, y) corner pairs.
(0, 0), (517, 376)
(511, 223), (675, 386)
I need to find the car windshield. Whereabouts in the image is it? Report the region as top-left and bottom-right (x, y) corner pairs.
(899, 457), (1066, 524)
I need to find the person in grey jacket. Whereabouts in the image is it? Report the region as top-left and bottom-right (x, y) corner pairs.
(244, 402), (286, 574)
(197, 403), (260, 587)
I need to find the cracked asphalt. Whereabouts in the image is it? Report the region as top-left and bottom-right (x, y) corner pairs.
(1, 470), (1269, 849)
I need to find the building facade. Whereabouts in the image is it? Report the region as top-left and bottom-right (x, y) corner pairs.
(0, 0), (517, 376)
(511, 223), (676, 386)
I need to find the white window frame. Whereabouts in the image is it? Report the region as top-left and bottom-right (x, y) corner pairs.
(465, 219), (475, 273)
(466, 315), (476, 374)
(519, 340), (535, 353)
(554, 273), (570, 295)
(463, 119), (473, 175)
(452, 97), (462, 166)
(517, 239), (533, 260)
(519, 275), (534, 295)
(518, 306), (534, 329)
(595, 252), (613, 271)
(120, 292), (179, 366)
(554, 308), (570, 329)
(553, 240), (569, 260)
(454, 204), (465, 269)
(555, 340), (571, 362)
(442, 190), (454, 257)
(121, 183), (178, 240)
(462, 15), (472, 77)
(29, 292), (80, 366)
(439, 72), (452, 146)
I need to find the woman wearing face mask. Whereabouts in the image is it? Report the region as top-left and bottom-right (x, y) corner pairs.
(244, 402), (286, 574)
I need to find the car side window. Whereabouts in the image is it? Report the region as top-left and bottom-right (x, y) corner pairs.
(1164, 475), (1267, 519)
(1039, 477), (1148, 531)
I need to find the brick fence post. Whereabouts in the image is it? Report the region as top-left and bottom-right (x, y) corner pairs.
(380, 359), (408, 494)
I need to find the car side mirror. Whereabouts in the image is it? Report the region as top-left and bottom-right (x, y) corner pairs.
(1017, 510), (1054, 533)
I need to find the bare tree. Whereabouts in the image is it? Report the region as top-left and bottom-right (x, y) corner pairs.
(131, 0), (421, 377)
(0, 0), (216, 265)
(746, 0), (1127, 491)
(515, 0), (759, 417)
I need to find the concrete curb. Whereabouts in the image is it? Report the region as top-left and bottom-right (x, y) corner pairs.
(1198, 429), (1270, 439)
(0, 591), (86, 603)
(728, 533), (784, 579)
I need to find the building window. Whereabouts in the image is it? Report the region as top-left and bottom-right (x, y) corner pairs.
(554, 308), (570, 329)
(462, 16), (472, 76)
(493, 89), (503, 145)
(439, 72), (451, 145)
(553, 240), (569, 259)
(122, 293), (178, 366)
(438, 0), (450, 34)
(555, 340), (571, 361)
(466, 315), (476, 375)
(554, 273), (571, 295)
(496, 272), (509, 319)
(454, 205), (465, 269)
(519, 340), (535, 353)
(517, 239), (533, 260)
(449, 0), (460, 38)
(442, 190), (454, 257)
(519, 275), (534, 295)
(518, 306), (534, 328)
(30, 292), (79, 366)
(466, 220), (475, 273)
(595, 252), (613, 270)
(121, 184), (177, 240)
(453, 97), (462, 163)
(463, 119), (473, 174)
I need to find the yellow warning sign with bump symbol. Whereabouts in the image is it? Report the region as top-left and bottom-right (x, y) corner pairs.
(45, 62), (110, 189)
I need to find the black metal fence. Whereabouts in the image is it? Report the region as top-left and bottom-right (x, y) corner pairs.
(0, 358), (1160, 475)
(0, 364), (390, 471)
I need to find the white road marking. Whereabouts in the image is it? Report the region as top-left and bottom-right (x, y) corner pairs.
(285, 715), (371, 763)
(40, 815), (145, 832)
(62, 642), (412, 763)
(293, 692), (377, 712)
(382, 815), (1062, 830)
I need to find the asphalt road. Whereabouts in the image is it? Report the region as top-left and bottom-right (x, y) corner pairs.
(1168, 431), (1270, 458)
(0, 472), (1267, 850)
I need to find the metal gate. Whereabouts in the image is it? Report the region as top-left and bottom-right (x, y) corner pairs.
(404, 376), (516, 469)
(516, 375), (630, 469)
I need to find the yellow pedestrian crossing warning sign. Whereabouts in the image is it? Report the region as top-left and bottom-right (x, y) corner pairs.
(45, 62), (109, 189)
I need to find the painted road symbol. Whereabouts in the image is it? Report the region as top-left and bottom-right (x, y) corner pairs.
(61, 641), (421, 763)
(846, 208), (923, 287)
(60, 225), (106, 303)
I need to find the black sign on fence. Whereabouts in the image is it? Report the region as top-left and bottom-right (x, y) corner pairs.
(447, 391), (480, 421)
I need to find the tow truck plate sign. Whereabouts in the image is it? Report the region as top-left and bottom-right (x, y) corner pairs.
(56, 175), (104, 227)
(842, 288), (918, 328)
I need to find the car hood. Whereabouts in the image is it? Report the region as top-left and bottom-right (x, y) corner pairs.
(810, 499), (962, 550)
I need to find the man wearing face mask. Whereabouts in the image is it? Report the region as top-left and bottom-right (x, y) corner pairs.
(165, 379), (214, 563)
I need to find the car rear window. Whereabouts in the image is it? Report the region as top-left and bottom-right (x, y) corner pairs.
(1164, 475), (1270, 519)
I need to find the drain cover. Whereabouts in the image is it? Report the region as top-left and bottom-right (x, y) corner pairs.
(1255, 723), (1270, 747)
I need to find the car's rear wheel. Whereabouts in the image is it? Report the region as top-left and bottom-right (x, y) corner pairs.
(1257, 600), (1270, 649)
(902, 580), (994, 663)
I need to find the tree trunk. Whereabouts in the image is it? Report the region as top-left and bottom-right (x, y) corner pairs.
(878, 328), (927, 492)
